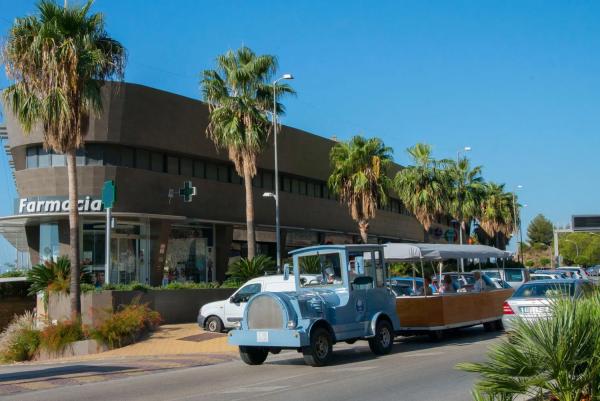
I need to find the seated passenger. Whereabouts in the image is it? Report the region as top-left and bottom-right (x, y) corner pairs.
(439, 275), (456, 294)
(416, 275), (435, 296)
(473, 271), (487, 292)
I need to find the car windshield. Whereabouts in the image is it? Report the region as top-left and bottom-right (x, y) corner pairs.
(514, 283), (575, 298)
(484, 271), (500, 279)
(297, 252), (343, 288)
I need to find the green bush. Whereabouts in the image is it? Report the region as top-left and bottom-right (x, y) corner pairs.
(160, 281), (219, 290)
(458, 291), (600, 400)
(0, 269), (27, 278)
(299, 255), (321, 274)
(524, 260), (535, 267)
(0, 311), (40, 362)
(40, 320), (84, 354)
(220, 278), (242, 288)
(226, 255), (275, 282)
(539, 257), (551, 267)
(90, 303), (161, 349)
(27, 256), (92, 298)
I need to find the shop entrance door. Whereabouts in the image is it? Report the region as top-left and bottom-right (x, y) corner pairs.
(110, 234), (146, 284)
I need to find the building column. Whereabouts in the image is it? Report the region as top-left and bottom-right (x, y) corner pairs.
(215, 224), (233, 282)
(149, 220), (172, 286)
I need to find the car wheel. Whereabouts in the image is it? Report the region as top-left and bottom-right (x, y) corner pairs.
(493, 319), (504, 331)
(369, 319), (394, 355)
(239, 346), (269, 365)
(345, 339), (357, 345)
(302, 327), (333, 367)
(205, 316), (223, 333)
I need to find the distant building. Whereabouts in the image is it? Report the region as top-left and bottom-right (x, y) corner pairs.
(0, 83), (450, 286)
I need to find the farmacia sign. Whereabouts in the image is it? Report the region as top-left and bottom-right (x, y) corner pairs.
(16, 196), (103, 214)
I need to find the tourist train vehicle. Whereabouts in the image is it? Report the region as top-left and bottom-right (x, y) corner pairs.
(228, 243), (514, 366)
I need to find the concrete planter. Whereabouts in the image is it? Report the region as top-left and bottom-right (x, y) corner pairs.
(36, 339), (107, 361)
(47, 288), (236, 326)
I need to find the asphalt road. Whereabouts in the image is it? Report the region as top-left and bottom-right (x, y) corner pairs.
(1, 327), (501, 401)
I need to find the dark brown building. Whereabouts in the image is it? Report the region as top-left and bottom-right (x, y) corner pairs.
(0, 83), (450, 286)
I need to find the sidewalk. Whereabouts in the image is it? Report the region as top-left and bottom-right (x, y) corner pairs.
(0, 324), (239, 397)
(90, 323), (237, 359)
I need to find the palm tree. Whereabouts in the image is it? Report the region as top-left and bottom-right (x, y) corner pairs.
(393, 143), (451, 231)
(328, 136), (393, 243)
(448, 157), (484, 244)
(2, 0), (126, 317)
(201, 46), (294, 259)
(479, 182), (516, 248)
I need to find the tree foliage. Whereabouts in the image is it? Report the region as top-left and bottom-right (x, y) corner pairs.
(527, 214), (554, 246)
(393, 143), (450, 231)
(226, 255), (276, 282)
(328, 135), (393, 243)
(201, 46), (294, 259)
(479, 182), (516, 240)
(459, 291), (600, 401)
(3, 0), (126, 317)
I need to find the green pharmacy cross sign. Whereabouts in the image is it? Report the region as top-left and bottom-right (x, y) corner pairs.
(179, 181), (197, 203)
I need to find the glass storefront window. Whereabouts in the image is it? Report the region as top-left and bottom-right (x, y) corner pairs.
(164, 225), (214, 283)
(40, 223), (60, 261)
(82, 221), (149, 286)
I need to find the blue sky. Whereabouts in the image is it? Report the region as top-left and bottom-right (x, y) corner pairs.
(0, 0), (599, 266)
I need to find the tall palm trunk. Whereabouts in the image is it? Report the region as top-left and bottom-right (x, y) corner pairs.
(67, 150), (81, 317)
(358, 220), (369, 244)
(243, 162), (256, 259)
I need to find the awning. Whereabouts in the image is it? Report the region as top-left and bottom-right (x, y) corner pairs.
(383, 243), (512, 262)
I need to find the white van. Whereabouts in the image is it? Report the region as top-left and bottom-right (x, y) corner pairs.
(198, 274), (316, 332)
(481, 268), (530, 289)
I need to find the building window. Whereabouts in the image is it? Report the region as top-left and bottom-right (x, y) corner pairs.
(136, 149), (150, 170)
(50, 150), (66, 167)
(193, 160), (205, 178)
(217, 165), (229, 183)
(180, 158), (193, 176)
(167, 156), (179, 175)
(121, 147), (134, 168)
(76, 148), (85, 166)
(38, 148), (50, 168)
(86, 145), (103, 166)
(26, 147), (38, 168)
(151, 152), (164, 173)
(205, 163), (218, 180)
(39, 223), (60, 262)
(282, 177), (291, 192)
(262, 171), (273, 190)
(82, 223), (106, 271)
(104, 146), (120, 166)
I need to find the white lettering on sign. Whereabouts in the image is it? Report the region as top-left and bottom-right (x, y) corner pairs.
(16, 196), (104, 214)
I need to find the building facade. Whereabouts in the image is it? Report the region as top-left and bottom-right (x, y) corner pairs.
(0, 83), (452, 286)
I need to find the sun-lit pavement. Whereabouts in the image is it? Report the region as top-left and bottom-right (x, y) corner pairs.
(0, 324), (238, 397)
(0, 326), (503, 401)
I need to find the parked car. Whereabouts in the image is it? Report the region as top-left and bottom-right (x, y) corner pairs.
(198, 274), (317, 332)
(530, 273), (565, 281)
(586, 265), (600, 277)
(433, 271), (500, 291)
(557, 266), (590, 280)
(481, 268), (530, 289)
(387, 277), (424, 296)
(502, 279), (594, 331)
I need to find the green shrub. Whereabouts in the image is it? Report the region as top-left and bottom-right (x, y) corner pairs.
(524, 260), (535, 267)
(0, 269), (27, 278)
(539, 257), (551, 267)
(226, 255), (275, 282)
(458, 291), (600, 400)
(40, 320), (84, 354)
(91, 303), (161, 349)
(0, 311), (40, 362)
(220, 278), (242, 289)
(161, 281), (219, 290)
(27, 256), (92, 298)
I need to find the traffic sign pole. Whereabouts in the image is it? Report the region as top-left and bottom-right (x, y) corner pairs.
(102, 180), (116, 285)
(105, 206), (111, 284)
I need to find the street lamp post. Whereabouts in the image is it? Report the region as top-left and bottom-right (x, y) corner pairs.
(565, 239), (580, 257)
(271, 74), (294, 270)
(512, 185), (523, 263)
(456, 146), (471, 272)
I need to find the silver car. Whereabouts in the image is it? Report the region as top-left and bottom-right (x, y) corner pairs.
(502, 279), (594, 331)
